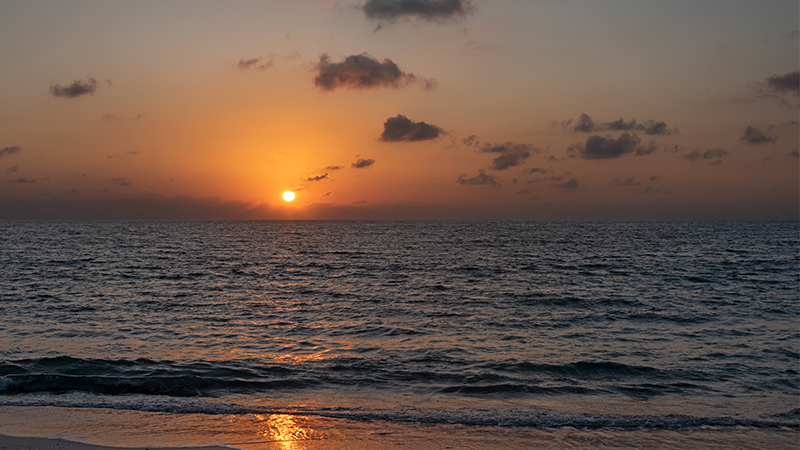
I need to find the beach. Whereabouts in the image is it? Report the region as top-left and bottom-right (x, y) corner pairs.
(0, 406), (798, 450)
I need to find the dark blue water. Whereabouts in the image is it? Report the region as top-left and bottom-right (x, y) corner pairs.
(0, 221), (798, 429)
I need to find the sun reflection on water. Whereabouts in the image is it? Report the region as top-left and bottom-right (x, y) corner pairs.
(254, 414), (319, 450)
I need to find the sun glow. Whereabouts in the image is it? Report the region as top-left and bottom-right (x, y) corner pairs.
(283, 191), (295, 202)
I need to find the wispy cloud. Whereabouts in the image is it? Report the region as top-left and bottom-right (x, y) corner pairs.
(325, 165), (343, 171)
(110, 177), (132, 187)
(0, 146), (23, 158)
(50, 77), (99, 98)
(684, 148), (729, 163)
(379, 114), (444, 142)
(5, 166), (18, 173)
(302, 173), (329, 181)
(237, 57), (274, 70)
(456, 169), (499, 186)
(352, 158), (376, 168)
(611, 177), (641, 187)
(314, 53), (435, 91)
(553, 178), (580, 189)
(7, 177), (36, 184)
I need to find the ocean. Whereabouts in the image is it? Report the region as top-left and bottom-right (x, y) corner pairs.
(0, 220), (798, 449)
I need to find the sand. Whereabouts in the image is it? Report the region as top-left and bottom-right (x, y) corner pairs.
(0, 406), (797, 450)
(0, 435), (227, 450)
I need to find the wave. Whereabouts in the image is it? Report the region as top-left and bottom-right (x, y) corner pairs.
(0, 394), (796, 429)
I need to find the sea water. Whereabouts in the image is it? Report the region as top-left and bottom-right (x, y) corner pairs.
(0, 221), (797, 448)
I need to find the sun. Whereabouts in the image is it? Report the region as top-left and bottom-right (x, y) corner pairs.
(282, 190), (295, 202)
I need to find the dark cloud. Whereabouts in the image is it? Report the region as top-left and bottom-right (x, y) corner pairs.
(302, 173), (329, 181)
(766, 71), (799, 92)
(461, 135), (480, 146)
(570, 114), (677, 136)
(50, 77), (99, 98)
(685, 148), (729, 162)
(379, 114), (444, 142)
(352, 158), (376, 168)
(456, 169), (499, 186)
(322, 191), (333, 197)
(480, 142), (538, 170)
(363, 0), (473, 21)
(237, 57), (274, 70)
(554, 178), (579, 189)
(5, 166), (18, 173)
(7, 177), (36, 184)
(0, 146), (23, 158)
(571, 114), (678, 135)
(573, 114), (596, 133)
(740, 126), (778, 144)
(110, 177), (131, 187)
(789, 151), (799, 158)
(567, 133), (657, 159)
(325, 165), (343, 171)
(750, 71), (800, 108)
(611, 177), (640, 187)
(314, 53), (434, 91)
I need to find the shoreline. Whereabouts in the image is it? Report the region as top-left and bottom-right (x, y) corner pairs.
(0, 435), (229, 450)
(0, 406), (798, 450)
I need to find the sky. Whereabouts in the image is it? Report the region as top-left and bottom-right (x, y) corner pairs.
(0, 0), (797, 220)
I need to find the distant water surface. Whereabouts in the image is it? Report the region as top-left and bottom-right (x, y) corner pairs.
(0, 221), (797, 443)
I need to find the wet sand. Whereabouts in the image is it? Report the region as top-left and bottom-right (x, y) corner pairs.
(0, 406), (797, 450)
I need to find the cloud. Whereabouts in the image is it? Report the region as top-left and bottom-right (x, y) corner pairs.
(237, 57), (274, 70)
(325, 165), (343, 170)
(524, 167), (548, 175)
(766, 71), (800, 92)
(789, 150), (799, 158)
(750, 71), (800, 108)
(110, 177), (132, 186)
(571, 114), (678, 135)
(106, 150), (140, 159)
(302, 173), (329, 181)
(567, 133), (657, 159)
(740, 125), (778, 144)
(5, 166), (18, 173)
(363, 0), (473, 21)
(322, 191), (333, 197)
(352, 158), (376, 168)
(379, 114), (444, 142)
(611, 177), (640, 187)
(49, 77), (99, 98)
(456, 169), (499, 186)
(684, 148), (729, 162)
(573, 114), (596, 133)
(479, 142), (538, 170)
(462, 135), (480, 146)
(7, 177), (36, 184)
(0, 146), (23, 158)
(314, 53), (434, 91)
(554, 178), (579, 189)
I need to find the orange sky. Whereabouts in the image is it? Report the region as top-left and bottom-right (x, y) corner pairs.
(0, 0), (797, 219)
